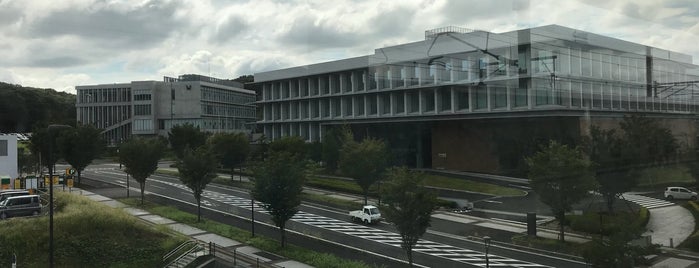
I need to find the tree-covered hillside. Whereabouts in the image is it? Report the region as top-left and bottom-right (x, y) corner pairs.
(0, 82), (76, 132)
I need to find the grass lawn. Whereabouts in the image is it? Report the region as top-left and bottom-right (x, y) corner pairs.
(119, 198), (376, 268)
(0, 192), (185, 267)
(680, 201), (699, 251)
(635, 163), (695, 188)
(511, 234), (587, 256)
(423, 174), (526, 196)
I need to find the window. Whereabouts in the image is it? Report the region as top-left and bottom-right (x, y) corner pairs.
(456, 86), (469, 110)
(134, 104), (151, 116)
(0, 140), (6, 156)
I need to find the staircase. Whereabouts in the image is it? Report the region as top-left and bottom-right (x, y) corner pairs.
(163, 240), (210, 268)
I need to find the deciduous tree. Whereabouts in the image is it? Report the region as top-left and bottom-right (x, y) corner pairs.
(340, 137), (389, 205)
(584, 126), (636, 213)
(381, 167), (437, 266)
(527, 141), (597, 242)
(268, 136), (307, 159)
(119, 138), (164, 205)
(178, 146), (218, 222)
(208, 133), (250, 181)
(252, 152), (305, 248)
(57, 125), (104, 184)
(168, 124), (208, 159)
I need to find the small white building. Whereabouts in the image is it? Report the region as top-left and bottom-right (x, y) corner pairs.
(0, 134), (18, 185)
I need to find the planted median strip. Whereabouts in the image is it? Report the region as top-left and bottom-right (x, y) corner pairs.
(119, 198), (378, 268)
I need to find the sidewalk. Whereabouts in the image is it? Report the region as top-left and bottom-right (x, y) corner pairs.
(60, 187), (313, 268)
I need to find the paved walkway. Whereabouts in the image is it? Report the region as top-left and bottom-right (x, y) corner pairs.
(60, 187), (313, 268)
(645, 205), (695, 248)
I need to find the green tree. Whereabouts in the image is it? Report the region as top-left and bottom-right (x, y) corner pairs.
(57, 125), (104, 185)
(268, 136), (307, 159)
(381, 167), (437, 266)
(340, 137), (389, 205)
(29, 127), (70, 174)
(232, 75), (254, 84)
(582, 229), (644, 268)
(17, 147), (37, 176)
(168, 124), (208, 159)
(119, 138), (165, 205)
(177, 146), (218, 222)
(208, 133), (250, 181)
(321, 126), (351, 172)
(527, 141), (597, 242)
(252, 152), (305, 248)
(618, 115), (678, 165)
(584, 126), (636, 213)
(689, 159), (699, 189)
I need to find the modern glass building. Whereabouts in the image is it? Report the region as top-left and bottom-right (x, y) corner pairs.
(253, 25), (699, 173)
(76, 74), (256, 145)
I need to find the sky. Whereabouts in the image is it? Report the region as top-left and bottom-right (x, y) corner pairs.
(0, 0), (698, 94)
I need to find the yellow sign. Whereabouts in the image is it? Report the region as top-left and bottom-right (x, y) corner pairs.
(14, 179), (20, 189)
(44, 175), (49, 185)
(67, 179), (74, 188)
(52, 176), (59, 185)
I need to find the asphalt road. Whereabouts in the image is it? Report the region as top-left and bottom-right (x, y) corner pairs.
(74, 162), (589, 268)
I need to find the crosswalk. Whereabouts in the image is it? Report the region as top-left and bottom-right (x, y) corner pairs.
(620, 193), (675, 209)
(152, 178), (550, 268)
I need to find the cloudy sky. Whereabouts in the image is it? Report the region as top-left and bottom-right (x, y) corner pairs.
(0, 0), (698, 93)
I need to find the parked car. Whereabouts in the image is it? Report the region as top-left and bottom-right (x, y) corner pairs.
(0, 195), (42, 219)
(349, 205), (382, 224)
(664, 187), (698, 200)
(0, 190), (30, 203)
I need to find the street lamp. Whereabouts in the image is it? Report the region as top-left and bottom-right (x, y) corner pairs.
(47, 124), (72, 268)
(483, 236), (491, 268)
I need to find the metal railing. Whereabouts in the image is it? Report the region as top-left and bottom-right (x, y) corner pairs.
(208, 242), (285, 268)
(163, 240), (207, 268)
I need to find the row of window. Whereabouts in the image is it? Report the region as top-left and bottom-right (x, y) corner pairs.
(201, 86), (256, 104)
(201, 103), (255, 118)
(77, 105), (131, 129)
(263, 122), (320, 141)
(133, 119), (153, 131)
(157, 118), (253, 132)
(134, 94), (152, 101)
(261, 79), (698, 121)
(134, 104), (151, 116)
(78, 88), (131, 103)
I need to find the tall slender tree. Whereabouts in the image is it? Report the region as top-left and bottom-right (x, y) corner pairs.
(178, 146), (218, 222)
(252, 152), (305, 248)
(119, 138), (164, 205)
(527, 141), (597, 242)
(381, 167), (437, 266)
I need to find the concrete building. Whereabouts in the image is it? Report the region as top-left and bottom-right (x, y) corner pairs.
(253, 25), (699, 174)
(0, 134), (18, 180)
(76, 74), (256, 144)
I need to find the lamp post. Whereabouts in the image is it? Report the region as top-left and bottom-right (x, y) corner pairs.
(251, 197), (255, 237)
(483, 236), (491, 268)
(47, 124), (72, 268)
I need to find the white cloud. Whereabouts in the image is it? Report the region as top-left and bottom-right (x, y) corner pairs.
(0, 0), (698, 93)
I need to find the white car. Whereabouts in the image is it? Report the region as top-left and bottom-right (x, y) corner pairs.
(664, 187), (698, 200)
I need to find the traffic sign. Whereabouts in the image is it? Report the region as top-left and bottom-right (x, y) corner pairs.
(67, 179), (74, 188)
(66, 168), (76, 176)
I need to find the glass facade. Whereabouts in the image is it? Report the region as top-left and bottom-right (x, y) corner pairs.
(255, 25), (699, 142)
